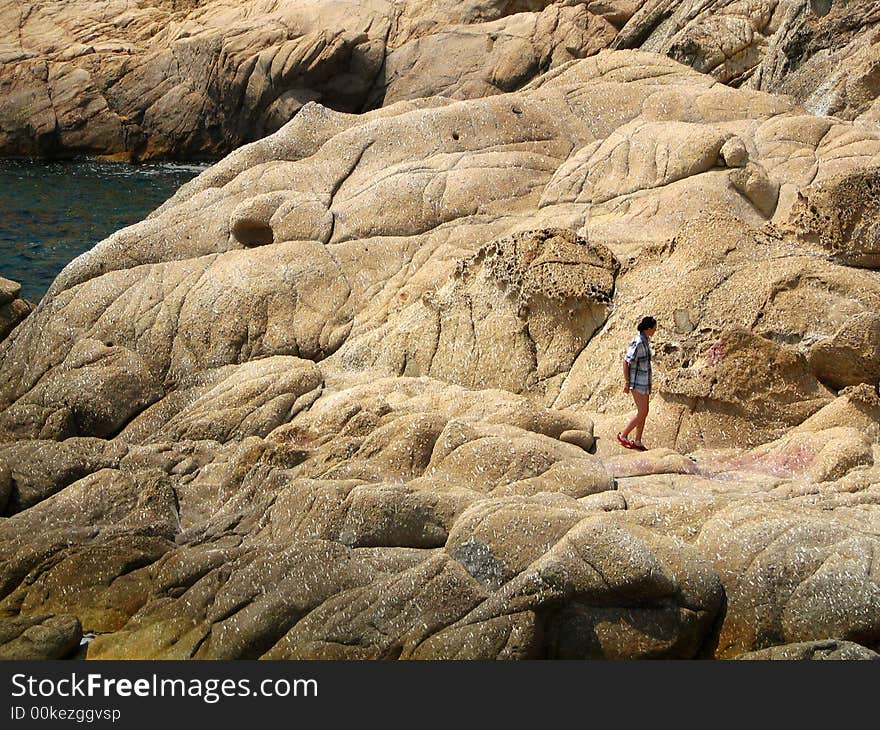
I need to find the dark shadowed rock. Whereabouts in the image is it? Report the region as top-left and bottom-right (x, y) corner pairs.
(0, 277), (33, 342)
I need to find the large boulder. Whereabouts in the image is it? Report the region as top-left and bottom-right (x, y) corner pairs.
(696, 503), (880, 658)
(659, 328), (835, 448)
(794, 383), (880, 442)
(431, 513), (724, 659)
(0, 466), (179, 625)
(145, 356), (323, 444)
(374, 3), (617, 106)
(0, 437), (127, 514)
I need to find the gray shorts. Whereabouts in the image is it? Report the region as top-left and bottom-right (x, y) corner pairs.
(631, 386), (651, 396)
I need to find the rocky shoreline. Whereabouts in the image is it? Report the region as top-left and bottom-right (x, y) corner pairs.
(1, 1), (879, 660)
(2, 1), (878, 161)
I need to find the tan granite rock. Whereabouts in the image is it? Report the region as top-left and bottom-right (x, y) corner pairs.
(697, 502), (880, 658)
(2, 48), (880, 661)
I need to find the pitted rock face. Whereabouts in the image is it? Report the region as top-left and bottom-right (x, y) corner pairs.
(784, 168), (880, 269)
(331, 228), (619, 394)
(661, 328), (834, 444)
(457, 228), (619, 304)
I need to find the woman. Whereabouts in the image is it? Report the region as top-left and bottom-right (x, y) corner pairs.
(617, 316), (657, 451)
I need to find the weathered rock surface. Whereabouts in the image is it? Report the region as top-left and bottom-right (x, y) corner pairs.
(0, 437), (127, 514)
(696, 502), (880, 658)
(612, 0), (880, 120)
(0, 0), (394, 159)
(0, 613), (83, 660)
(794, 383), (880, 441)
(808, 312), (880, 390)
(2, 48), (880, 660)
(4, 1), (878, 160)
(0, 0), (620, 160)
(373, 3), (618, 107)
(783, 167), (880, 269)
(337, 228), (619, 395)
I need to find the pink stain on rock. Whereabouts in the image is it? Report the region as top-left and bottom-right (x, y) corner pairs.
(705, 339), (727, 367)
(694, 444), (816, 480)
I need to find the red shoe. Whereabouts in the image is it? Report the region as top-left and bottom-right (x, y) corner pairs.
(631, 441), (648, 452)
(617, 433), (635, 449)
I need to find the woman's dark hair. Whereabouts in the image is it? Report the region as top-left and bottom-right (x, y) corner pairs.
(637, 316), (657, 332)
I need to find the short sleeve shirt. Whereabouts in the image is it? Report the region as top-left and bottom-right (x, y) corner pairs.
(624, 332), (652, 391)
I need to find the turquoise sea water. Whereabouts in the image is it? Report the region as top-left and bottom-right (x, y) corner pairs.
(0, 160), (207, 303)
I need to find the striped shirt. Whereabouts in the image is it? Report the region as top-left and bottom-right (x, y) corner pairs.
(624, 332), (652, 392)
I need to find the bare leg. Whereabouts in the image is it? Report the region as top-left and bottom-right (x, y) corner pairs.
(633, 391), (650, 443)
(623, 391), (650, 442)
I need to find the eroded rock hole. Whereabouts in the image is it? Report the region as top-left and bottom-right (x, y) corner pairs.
(232, 219), (274, 247)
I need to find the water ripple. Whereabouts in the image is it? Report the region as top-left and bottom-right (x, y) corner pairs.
(0, 159), (206, 302)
